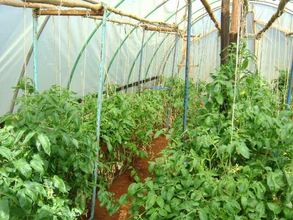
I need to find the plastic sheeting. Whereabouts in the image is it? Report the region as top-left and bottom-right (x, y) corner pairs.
(0, 0), (293, 116)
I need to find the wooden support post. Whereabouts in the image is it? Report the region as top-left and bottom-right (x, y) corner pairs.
(230, 0), (240, 45)
(200, 0), (221, 31)
(256, 0), (290, 39)
(220, 0), (230, 64)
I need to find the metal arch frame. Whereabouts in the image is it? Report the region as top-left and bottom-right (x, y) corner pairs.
(67, 0), (171, 89)
(132, 1), (222, 84)
(137, 0), (293, 88)
(66, 0), (293, 90)
(126, 0), (200, 86)
(67, 0), (125, 89)
(106, 0), (171, 75)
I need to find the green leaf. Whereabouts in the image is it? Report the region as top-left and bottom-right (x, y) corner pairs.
(159, 208), (167, 217)
(118, 194), (128, 205)
(0, 146), (12, 160)
(30, 154), (44, 175)
(166, 187), (175, 201)
(199, 208), (208, 220)
(72, 139), (79, 149)
(17, 189), (32, 214)
(37, 133), (51, 155)
(215, 93), (224, 105)
(154, 130), (163, 139)
(241, 196), (247, 209)
(150, 211), (158, 220)
(267, 202), (282, 214)
(146, 181), (154, 190)
(146, 192), (156, 210)
(14, 158), (32, 178)
(53, 175), (67, 193)
(0, 198), (9, 220)
(13, 130), (26, 145)
(241, 59), (249, 69)
(237, 142), (250, 159)
(22, 132), (36, 145)
(34, 206), (53, 220)
(128, 183), (139, 196)
(156, 196), (165, 208)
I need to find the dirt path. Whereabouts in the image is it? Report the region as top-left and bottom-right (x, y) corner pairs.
(92, 135), (168, 220)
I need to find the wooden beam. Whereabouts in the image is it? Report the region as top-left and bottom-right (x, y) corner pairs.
(25, 0), (103, 11)
(90, 17), (179, 33)
(220, 0), (230, 64)
(25, 0), (176, 29)
(256, 20), (291, 35)
(141, 24), (177, 33)
(1, 0), (58, 9)
(200, 0), (221, 31)
(36, 9), (103, 16)
(256, 0), (290, 39)
(177, 64), (199, 67)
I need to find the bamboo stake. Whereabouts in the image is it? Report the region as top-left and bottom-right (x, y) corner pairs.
(256, 0), (290, 39)
(200, 0), (221, 31)
(1, 0), (58, 9)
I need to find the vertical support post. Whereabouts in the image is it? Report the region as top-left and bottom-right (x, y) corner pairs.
(33, 10), (39, 92)
(90, 6), (107, 220)
(183, 0), (192, 137)
(138, 29), (146, 94)
(286, 56), (293, 109)
(166, 32), (179, 128)
(220, 0), (230, 64)
(230, 0), (240, 44)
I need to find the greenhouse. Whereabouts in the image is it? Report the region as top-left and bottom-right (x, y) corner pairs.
(1, 0), (293, 219)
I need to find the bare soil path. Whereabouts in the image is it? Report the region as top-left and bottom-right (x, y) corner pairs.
(91, 135), (168, 220)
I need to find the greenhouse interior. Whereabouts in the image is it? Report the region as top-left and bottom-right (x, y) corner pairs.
(1, 0), (293, 219)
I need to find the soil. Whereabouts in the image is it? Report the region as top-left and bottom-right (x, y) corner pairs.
(89, 135), (168, 220)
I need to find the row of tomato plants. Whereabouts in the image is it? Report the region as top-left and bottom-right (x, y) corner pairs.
(121, 44), (293, 219)
(0, 80), (172, 219)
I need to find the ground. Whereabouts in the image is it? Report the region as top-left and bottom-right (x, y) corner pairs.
(90, 135), (168, 220)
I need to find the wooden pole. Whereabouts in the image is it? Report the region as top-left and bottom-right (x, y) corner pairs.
(230, 0), (240, 44)
(25, 0), (103, 11)
(220, 0), (230, 64)
(36, 9), (104, 16)
(1, 0), (58, 9)
(200, 0), (221, 31)
(256, 0), (290, 39)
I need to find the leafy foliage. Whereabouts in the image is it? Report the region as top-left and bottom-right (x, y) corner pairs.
(125, 43), (293, 219)
(0, 82), (168, 218)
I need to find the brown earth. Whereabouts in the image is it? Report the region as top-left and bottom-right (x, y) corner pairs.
(86, 135), (168, 220)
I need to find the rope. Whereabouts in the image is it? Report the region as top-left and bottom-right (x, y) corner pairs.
(23, 6), (27, 96)
(58, 7), (61, 95)
(67, 16), (71, 78)
(53, 17), (58, 86)
(230, 1), (242, 143)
